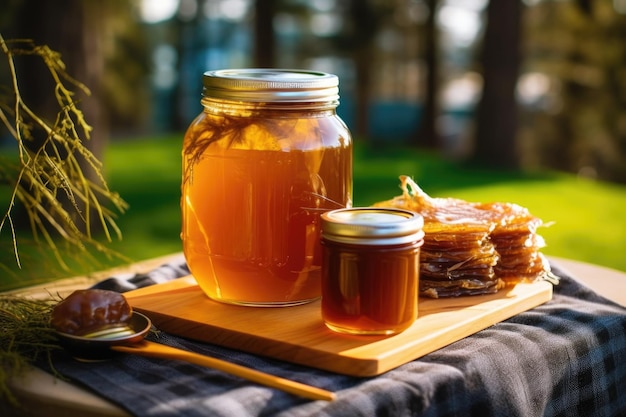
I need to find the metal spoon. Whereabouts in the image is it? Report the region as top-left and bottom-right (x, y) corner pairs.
(55, 312), (335, 402)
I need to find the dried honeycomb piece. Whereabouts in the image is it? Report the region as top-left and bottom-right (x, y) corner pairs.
(375, 176), (551, 297)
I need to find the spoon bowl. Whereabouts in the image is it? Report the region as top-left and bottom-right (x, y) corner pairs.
(54, 310), (334, 401)
(55, 311), (152, 361)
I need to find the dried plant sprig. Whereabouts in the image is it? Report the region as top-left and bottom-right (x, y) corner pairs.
(0, 34), (129, 271)
(0, 294), (61, 406)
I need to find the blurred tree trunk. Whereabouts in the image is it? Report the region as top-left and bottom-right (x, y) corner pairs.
(348, 0), (378, 139)
(523, 1), (626, 183)
(13, 0), (110, 232)
(471, 0), (523, 169)
(254, 0), (276, 67)
(412, 0), (441, 149)
(15, 0), (108, 157)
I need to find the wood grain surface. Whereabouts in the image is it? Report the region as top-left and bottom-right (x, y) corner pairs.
(126, 277), (553, 377)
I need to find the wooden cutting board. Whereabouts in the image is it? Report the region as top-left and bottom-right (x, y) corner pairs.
(125, 277), (552, 377)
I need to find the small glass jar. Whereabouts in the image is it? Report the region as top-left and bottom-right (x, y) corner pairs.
(181, 69), (353, 307)
(320, 208), (424, 335)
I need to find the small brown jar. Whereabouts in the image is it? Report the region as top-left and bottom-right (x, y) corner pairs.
(320, 208), (424, 335)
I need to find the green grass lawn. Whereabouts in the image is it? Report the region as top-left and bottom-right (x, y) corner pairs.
(353, 144), (626, 273)
(2, 134), (625, 290)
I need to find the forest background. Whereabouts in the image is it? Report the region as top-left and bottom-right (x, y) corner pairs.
(1, 0), (626, 288)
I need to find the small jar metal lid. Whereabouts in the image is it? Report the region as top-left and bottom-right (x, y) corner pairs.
(202, 69), (339, 103)
(321, 207), (425, 245)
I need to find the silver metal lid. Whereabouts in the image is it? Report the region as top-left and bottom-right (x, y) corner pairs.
(202, 69), (339, 103)
(321, 208), (424, 245)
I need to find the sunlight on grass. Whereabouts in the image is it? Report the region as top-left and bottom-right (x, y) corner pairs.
(441, 177), (626, 272)
(2, 135), (625, 290)
(354, 144), (626, 272)
(103, 135), (184, 260)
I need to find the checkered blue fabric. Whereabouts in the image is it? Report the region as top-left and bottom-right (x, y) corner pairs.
(45, 260), (626, 417)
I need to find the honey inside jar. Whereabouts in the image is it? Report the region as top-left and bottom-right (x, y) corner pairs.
(320, 208), (424, 334)
(181, 69), (352, 306)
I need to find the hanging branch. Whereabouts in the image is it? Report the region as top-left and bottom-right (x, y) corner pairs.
(0, 35), (128, 272)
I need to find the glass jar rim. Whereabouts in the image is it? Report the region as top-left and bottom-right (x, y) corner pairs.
(202, 68), (340, 103)
(321, 207), (425, 245)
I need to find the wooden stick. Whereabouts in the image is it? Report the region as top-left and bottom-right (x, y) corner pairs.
(111, 341), (335, 401)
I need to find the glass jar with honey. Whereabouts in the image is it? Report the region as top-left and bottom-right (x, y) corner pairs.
(181, 69), (353, 307)
(320, 208), (424, 335)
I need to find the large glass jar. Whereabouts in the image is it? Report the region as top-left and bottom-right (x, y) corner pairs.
(181, 69), (353, 307)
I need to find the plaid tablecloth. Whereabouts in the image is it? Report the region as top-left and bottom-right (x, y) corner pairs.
(44, 260), (626, 417)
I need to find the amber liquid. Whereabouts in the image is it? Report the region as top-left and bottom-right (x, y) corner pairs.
(321, 242), (420, 334)
(182, 114), (352, 305)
